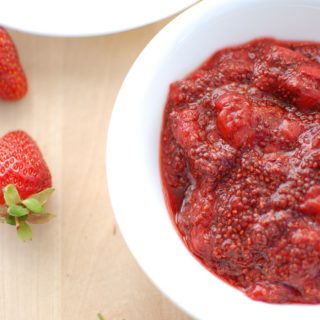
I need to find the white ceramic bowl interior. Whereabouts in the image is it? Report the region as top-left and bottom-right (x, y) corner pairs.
(107, 0), (320, 319)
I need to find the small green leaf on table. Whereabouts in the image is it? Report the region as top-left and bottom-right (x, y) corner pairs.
(97, 313), (105, 320)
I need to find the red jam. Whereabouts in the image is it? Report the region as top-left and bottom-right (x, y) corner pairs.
(160, 38), (320, 304)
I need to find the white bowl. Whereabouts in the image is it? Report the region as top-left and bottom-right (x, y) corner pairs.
(0, 0), (197, 37)
(107, 0), (320, 319)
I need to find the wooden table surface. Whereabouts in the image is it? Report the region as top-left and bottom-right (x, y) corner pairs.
(0, 20), (192, 320)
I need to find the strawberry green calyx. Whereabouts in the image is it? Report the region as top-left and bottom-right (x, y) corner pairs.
(17, 221), (32, 241)
(0, 184), (55, 241)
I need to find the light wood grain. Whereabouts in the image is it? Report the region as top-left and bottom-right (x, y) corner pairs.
(0, 21), (192, 320)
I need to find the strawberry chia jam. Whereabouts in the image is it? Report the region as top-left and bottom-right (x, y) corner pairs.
(160, 38), (320, 303)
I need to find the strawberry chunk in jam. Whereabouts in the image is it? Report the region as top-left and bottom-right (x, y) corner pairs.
(160, 38), (320, 304)
(253, 44), (320, 111)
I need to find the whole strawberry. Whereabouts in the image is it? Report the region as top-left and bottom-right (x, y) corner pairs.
(0, 27), (27, 100)
(0, 131), (54, 240)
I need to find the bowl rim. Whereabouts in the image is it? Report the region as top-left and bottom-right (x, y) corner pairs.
(0, 0), (198, 37)
(107, 0), (320, 319)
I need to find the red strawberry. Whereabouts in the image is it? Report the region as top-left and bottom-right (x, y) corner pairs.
(0, 27), (27, 100)
(0, 131), (54, 240)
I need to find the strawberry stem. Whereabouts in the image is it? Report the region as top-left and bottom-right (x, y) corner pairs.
(15, 217), (20, 229)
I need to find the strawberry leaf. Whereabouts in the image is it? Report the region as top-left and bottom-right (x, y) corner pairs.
(97, 314), (105, 320)
(27, 213), (55, 224)
(19, 215), (28, 222)
(3, 184), (21, 206)
(8, 204), (29, 217)
(32, 188), (55, 205)
(22, 198), (43, 213)
(5, 216), (16, 225)
(17, 221), (32, 241)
